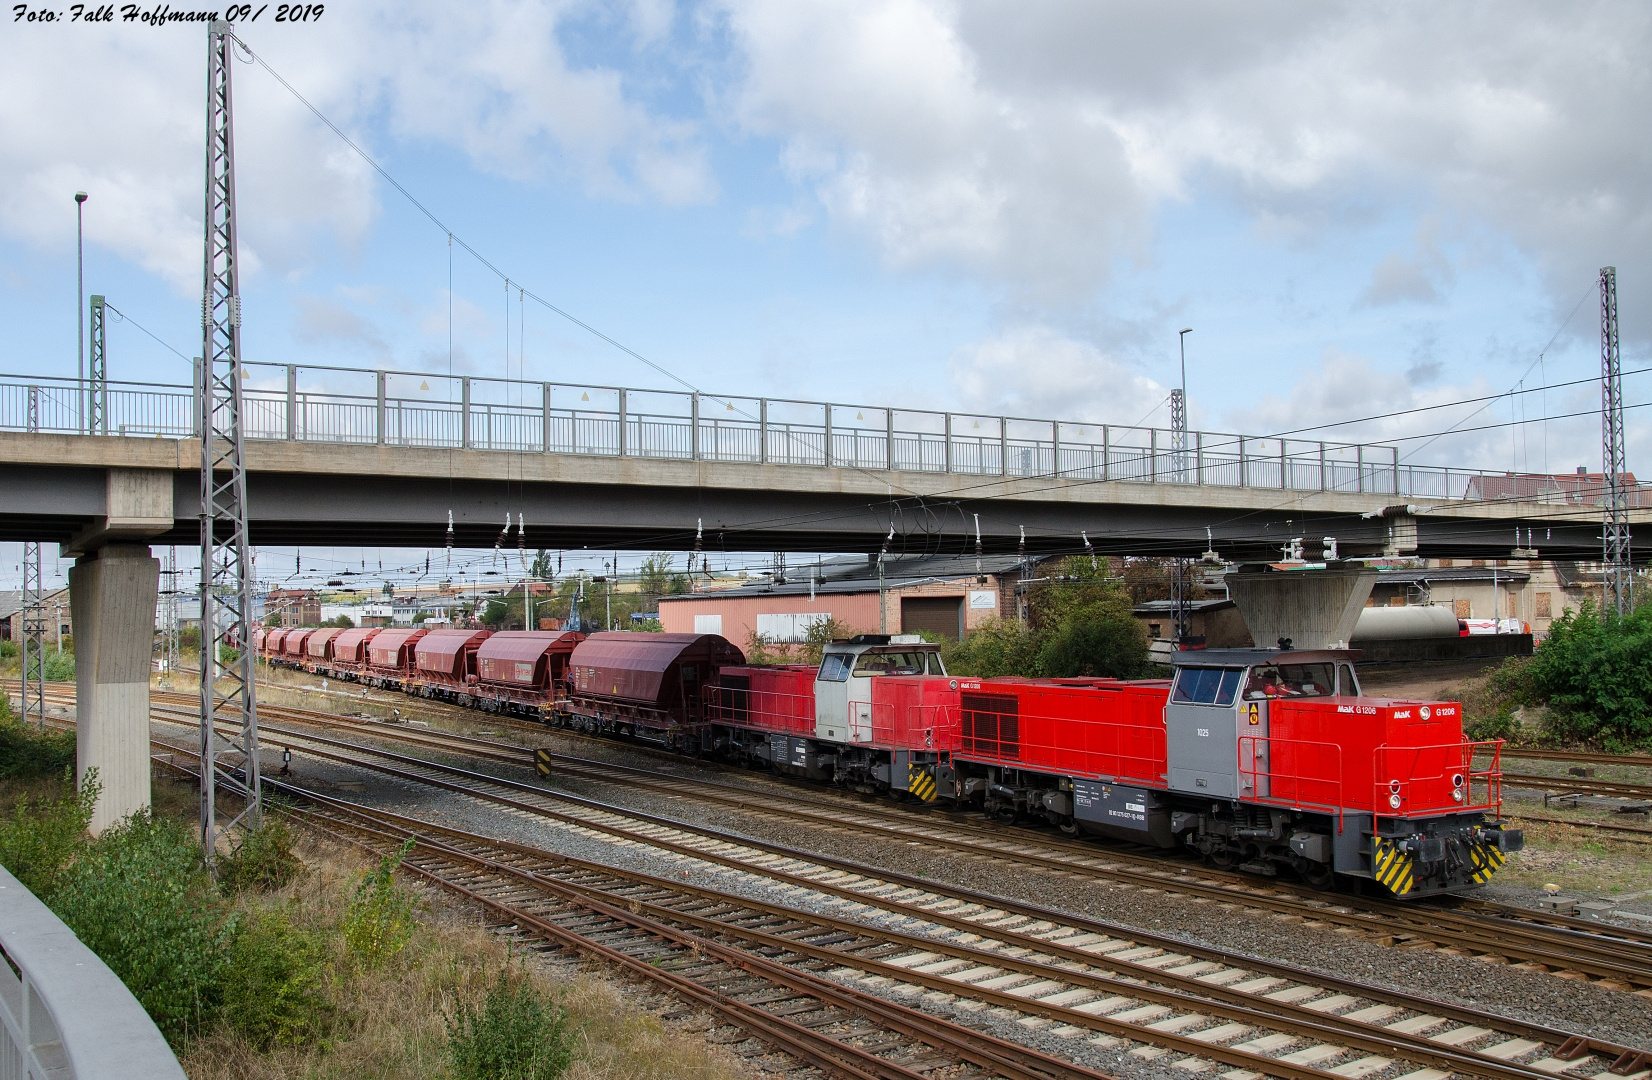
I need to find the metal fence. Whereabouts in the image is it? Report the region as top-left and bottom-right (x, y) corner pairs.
(0, 364), (1603, 504)
(0, 865), (186, 1080)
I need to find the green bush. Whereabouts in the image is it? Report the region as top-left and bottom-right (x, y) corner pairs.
(446, 967), (573, 1080)
(342, 838), (416, 971)
(1523, 600), (1652, 749)
(0, 639), (17, 659)
(43, 651), (75, 682)
(49, 811), (236, 1045)
(1036, 592), (1149, 679)
(218, 817), (305, 895)
(944, 560), (1148, 680)
(222, 906), (336, 1050)
(0, 768), (98, 895)
(944, 617), (1043, 677)
(0, 698), (78, 780)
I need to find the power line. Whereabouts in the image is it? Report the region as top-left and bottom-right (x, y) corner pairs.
(232, 32), (708, 400)
(103, 303), (193, 364)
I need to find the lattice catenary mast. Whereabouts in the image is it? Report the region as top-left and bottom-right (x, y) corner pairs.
(198, 19), (262, 861)
(88, 293), (108, 435)
(1600, 266), (1631, 618)
(19, 543), (46, 727)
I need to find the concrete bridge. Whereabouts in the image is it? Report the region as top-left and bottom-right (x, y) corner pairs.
(3, 363), (1640, 561)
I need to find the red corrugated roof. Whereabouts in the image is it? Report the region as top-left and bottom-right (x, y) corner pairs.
(282, 630), (315, 655)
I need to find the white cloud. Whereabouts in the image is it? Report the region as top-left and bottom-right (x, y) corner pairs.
(0, 2), (714, 292)
(949, 326), (1168, 425)
(1228, 350), (1608, 474)
(719, 1), (1652, 323)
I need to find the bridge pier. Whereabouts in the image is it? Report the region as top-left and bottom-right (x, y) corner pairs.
(69, 544), (159, 834)
(1225, 565), (1377, 652)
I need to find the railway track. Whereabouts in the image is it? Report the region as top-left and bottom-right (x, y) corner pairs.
(150, 729), (1652, 1080)
(25, 679), (1652, 989)
(145, 745), (1114, 1080)
(33, 687), (1652, 1079)
(1501, 773), (1652, 803)
(277, 788), (1652, 1080)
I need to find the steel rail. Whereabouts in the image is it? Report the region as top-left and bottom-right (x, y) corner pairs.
(277, 784), (1648, 1080)
(142, 712), (1652, 1066)
(51, 700), (1652, 1079)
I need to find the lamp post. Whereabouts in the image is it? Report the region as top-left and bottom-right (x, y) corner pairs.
(75, 191), (88, 432)
(1178, 327), (1192, 413)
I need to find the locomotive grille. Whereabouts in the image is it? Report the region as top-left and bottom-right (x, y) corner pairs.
(961, 692), (1019, 758)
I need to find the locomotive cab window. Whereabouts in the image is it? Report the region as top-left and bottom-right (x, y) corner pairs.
(818, 654), (852, 682)
(1172, 667), (1242, 705)
(853, 650), (930, 676)
(1336, 663), (1360, 697)
(1244, 663), (1334, 699)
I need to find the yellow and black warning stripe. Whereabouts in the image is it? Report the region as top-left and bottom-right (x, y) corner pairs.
(1372, 837), (1414, 895)
(907, 763), (938, 802)
(534, 748), (554, 778)
(1466, 840), (1506, 884)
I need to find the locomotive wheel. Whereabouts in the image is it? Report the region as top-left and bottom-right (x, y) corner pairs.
(1057, 817), (1080, 838)
(993, 807), (1018, 825)
(1301, 862), (1337, 891)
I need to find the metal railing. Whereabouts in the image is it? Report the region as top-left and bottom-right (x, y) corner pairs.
(0, 364), (1617, 504)
(0, 865), (186, 1080)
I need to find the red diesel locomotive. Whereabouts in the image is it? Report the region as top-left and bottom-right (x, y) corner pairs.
(259, 627), (1518, 896)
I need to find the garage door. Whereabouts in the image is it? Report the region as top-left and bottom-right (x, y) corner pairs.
(901, 596), (963, 641)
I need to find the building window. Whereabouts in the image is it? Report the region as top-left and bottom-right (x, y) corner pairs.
(1535, 592), (1552, 619)
(1148, 623), (1162, 638)
(1453, 599), (1472, 618)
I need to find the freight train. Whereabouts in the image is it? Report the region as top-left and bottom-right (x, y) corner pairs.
(255, 625), (1521, 897)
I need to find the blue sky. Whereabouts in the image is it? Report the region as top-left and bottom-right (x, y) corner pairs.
(3, 1), (1649, 590)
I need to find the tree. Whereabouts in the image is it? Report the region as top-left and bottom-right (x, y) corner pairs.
(1520, 599), (1652, 750)
(943, 557), (1147, 679)
(481, 599), (510, 628)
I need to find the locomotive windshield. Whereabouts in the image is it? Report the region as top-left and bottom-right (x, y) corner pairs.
(852, 650), (943, 676)
(1244, 662), (1335, 698)
(1172, 667), (1243, 705)
(818, 653), (852, 682)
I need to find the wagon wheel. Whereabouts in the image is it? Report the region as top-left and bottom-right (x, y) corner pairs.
(1057, 816), (1080, 838)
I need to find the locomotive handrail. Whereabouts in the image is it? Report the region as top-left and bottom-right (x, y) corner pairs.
(1238, 736), (1346, 834)
(4, 365), (1625, 504)
(1372, 740), (1502, 816)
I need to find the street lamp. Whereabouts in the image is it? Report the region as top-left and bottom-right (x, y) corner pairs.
(1178, 327), (1192, 409)
(75, 191), (88, 433)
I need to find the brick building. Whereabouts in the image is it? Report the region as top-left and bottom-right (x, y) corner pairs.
(658, 553), (1026, 649)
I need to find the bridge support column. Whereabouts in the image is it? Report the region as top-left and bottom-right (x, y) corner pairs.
(69, 544), (159, 834)
(1225, 565), (1377, 652)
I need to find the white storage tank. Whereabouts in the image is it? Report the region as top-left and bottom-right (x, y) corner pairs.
(1351, 605), (1461, 641)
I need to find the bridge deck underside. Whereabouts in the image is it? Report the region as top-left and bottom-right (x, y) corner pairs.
(0, 456), (1626, 559)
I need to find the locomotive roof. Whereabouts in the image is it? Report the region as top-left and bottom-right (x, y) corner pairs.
(1165, 648), (1359, 667)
